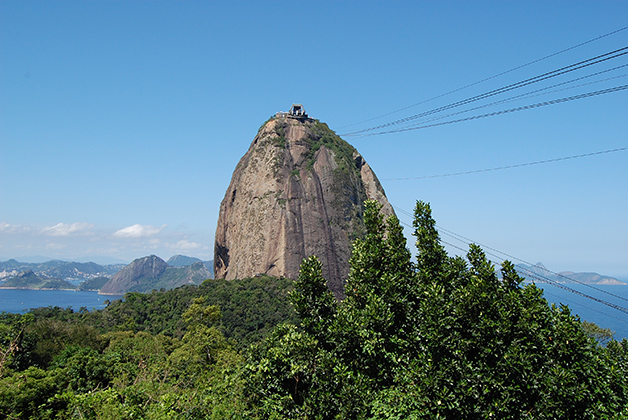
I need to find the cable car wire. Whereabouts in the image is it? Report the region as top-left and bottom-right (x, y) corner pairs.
(357, 84), (628, 136)
(387, 66), (628, 131)
(394, 206), (628, 304)
(516, 266), (628, 316)
(339, 25), (628, 130)
(395, 213), (628, 318)
(342, 46), (628, 137)
(434, 220), (628, 303)
(382, 146), (628, 181)
(396, 214), (628, 317)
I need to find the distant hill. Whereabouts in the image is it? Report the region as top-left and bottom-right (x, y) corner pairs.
(555, 271), (625, 285)
(0, 270), (76, 290)
(99, 255), (213, 295)
(0, 259), (123, 282)
(515, 263), (626, 285)
(167, 255), (214, 277)
(167, 254), (202, 267)
(0, 257), (214, 292)
(76, 276), (110, 291)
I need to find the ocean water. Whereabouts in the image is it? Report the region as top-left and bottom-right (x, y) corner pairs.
(0, 289), (124, 314)
(530, 281), (628, 341)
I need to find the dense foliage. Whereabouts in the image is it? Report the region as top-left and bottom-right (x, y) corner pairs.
(1, 200), (627, 419)
(0, 276), (296, 419)
(83, 275), (297, 347)
(246, 201), (628, 419)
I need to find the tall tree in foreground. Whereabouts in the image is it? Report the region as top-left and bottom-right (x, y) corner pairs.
(246, 200), (628, 419)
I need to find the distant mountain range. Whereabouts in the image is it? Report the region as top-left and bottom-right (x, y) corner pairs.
(0, 270), (76, 290)
(2, 256), (621, 294)
(514, 263), (626, 286)
(166, 255), (204, 267)
(0, 259), (124, 282)
(0, 255), (214, 294)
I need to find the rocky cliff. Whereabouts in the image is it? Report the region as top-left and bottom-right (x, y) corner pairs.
(100, 255), (168, 294)
(99, 255), (212, 295)
(214, 115), (393, 298)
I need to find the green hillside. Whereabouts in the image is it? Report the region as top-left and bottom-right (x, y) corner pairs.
(76, 276), (110, 291)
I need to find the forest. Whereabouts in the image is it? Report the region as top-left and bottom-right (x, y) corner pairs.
(1, 201), (627, 419)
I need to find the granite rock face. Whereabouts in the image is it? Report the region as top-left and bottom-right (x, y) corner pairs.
(99, 255), (168, 295)
(214, 116), (393, 298)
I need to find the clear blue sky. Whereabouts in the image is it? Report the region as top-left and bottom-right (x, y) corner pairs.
(1, 1), (627, 278)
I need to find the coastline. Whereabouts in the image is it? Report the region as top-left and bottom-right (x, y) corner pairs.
(0, 286), (78, 291)
(0, 289), (124, 314)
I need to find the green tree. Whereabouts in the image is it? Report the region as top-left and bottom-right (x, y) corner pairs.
(290, 256), (336, 344)
(0, 313), (33, 377)
(581, 320), (615, 345)
(0, 366), (67, 419)
(246, 199), (628, 419)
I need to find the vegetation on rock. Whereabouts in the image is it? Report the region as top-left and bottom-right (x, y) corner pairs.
(76, 276), (110, 291)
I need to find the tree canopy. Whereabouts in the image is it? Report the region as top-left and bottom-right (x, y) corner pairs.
(246, 200), (628, 419)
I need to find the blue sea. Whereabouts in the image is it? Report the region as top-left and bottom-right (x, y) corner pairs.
(1, 284), (627, 341)
(0, 289), (124, 314)
(526, 281), (628, 341)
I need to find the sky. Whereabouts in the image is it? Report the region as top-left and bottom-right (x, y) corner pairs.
(1, 1), (627, 278)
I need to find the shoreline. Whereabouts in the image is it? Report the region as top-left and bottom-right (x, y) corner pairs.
(0, 286), (105, 292)
(0, 288), (122, 314)
(0, 286), (78, 291)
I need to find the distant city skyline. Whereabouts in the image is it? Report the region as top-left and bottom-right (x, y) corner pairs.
(1, 1), (627, 277)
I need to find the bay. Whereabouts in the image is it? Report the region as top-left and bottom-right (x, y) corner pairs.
(0, 289), (124, 314)
(532, 281), (628, 341)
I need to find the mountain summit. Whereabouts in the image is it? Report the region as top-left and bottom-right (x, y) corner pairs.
(99, 255), (211, 294)
(214, 108), (393, 297)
